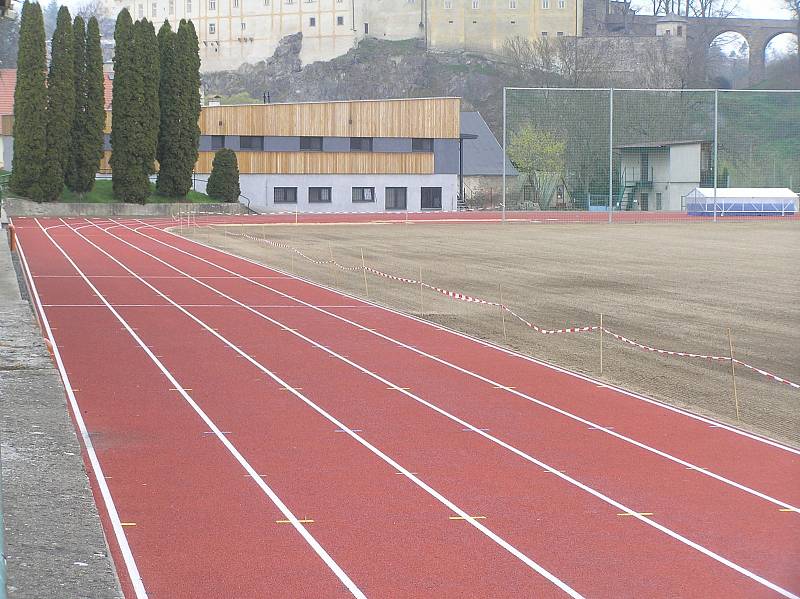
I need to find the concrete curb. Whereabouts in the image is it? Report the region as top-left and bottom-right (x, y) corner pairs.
(0, 227), (122, 598)
(3, 197), (248, 217)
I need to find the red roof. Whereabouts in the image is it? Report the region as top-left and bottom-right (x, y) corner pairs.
(0, 68), (114, 115)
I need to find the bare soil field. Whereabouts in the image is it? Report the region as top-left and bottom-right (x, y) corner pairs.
(186, 221), (800, 446)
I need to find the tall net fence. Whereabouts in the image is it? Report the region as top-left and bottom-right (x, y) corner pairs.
(502, 88), (800, 221)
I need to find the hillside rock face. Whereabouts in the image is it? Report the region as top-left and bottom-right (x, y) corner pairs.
(201, 33), (524, 135)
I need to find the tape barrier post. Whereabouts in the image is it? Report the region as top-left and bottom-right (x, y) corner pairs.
(728, 328), (741, 422)
(600, 313), (604, 376)
(329, 244), (338, 287)
(7, 224), (15, 252)
(361, 248), (369, 298)
(419, 265), (424, 317)
(499, 283), (507, 342)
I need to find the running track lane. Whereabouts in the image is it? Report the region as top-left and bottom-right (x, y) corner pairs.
(94, 217), (800, 595)
(12, 218), (793, 589)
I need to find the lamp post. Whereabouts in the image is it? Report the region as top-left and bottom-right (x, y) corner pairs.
(459, 133), (478, 210)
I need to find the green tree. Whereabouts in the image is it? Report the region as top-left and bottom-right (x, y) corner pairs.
(42, 0), (58, 37)
(110, 9), (149, 202)
(156, 20), (175, 170)
(40, 6), (75, 201)
(10, 1), (47, 200)
(157, 19), (200, 197)
(135, 18), (159, 178)
(66, 15), (104, 194)
(205, 148), (240, 202)
(508, 124), (566, 209)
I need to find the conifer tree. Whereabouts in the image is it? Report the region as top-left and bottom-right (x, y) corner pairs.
(110, 9), (148, 202)
(206, 148), (240, 203)
(10, 1), (47, 200)
(135, 18), (159, 179)
(157, 18), (200, 198)
(155, 20), (175, 172)
(66, 16), (105, 194)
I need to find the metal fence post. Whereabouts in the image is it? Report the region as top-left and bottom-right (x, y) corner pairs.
(502, 87), (507, 223)
(714, 89), (719, 223)
(608, 88), (614, 224)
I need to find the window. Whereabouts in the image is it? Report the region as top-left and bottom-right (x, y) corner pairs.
(509, 0), (516, 7)
(664, 29), (671, 36)
(352, 187), (375, 203)
(337, 15), (344, 25)
(364, 22), (369, 34)
(421, 187), (442, 210)
(557, 0), (564, 6)
(151, 2), (157, 16)
(472, 0), (479, 7)
(138, 3), (144, 18)
(241, 21), (246, 30)
(210, 135), (225, 150)
(444, 0), (452, 7)
(239, 136), (263, 150)
(350, 137), (372, 152)
(186, 0), (192, 12)
(274, 187), (298, 204)
(541, 31), (548, 37)
(309, 16), (316, 26)
(385, 187), (407, 210)
(412, 138), (433, 152)
(169, 0), (174, 13)
(299, 136), (323, 151)
(233, 0), (238, 6)
(209, 22), (216, 34)
(656, 192), (663, 210)
(542, 0), (549, 8)
(556, 31), (564, 36)
(209, 0), (215, 9)
(677, 25), (683, 36)
(309, 187), (332, 203)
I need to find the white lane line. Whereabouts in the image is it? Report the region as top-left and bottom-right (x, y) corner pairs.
(15, 228), (149, 599)
(150, 220), (800, 456)
(129, 220), (800, 512)
(73, 219), (584, 599)
(38, 219), (367, 599)
(101, 220), (798, 598)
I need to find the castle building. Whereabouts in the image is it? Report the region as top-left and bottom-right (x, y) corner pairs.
(105, 0), (582, 71)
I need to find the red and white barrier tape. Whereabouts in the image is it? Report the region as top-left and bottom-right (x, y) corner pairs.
(219, 229), (799, 389)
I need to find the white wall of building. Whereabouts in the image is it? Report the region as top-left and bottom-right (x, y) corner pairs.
(193, 173), (458, 212)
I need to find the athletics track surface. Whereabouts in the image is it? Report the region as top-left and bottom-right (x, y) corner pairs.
(11, 215), (800, 598)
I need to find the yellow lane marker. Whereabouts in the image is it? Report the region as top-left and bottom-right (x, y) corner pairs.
(543, 469), (567, 473)
(492, 385), (516, 389)
(449, 515), (486, 521)
(280, 328), (297, 332)
(779, 508), (798, 512)
(387, 387), (411, 391)
(279, 387), (302, 391)
(617, 512), (654, 517)
(685, 466), (707, 470)
(276, 519), (314, 524)
(120, 522), (137, 527)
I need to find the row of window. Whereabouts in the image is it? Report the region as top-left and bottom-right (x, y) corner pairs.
(273, 186), (443, 210)
(444, 0), (567, 8)
(211, 136), (435, 152)
(137, 0), (346, 19)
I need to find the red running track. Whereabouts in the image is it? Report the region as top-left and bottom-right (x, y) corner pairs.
(11, 216), (800, 599)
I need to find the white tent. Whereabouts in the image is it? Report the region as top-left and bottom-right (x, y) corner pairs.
(685, 188), (798, 216)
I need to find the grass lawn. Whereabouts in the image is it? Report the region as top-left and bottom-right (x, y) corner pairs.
(59, 179), (216, 203)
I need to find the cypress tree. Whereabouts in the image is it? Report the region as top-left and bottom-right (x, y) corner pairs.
(206, 148), (240, 203)
(66, 16), (104, 194)
(41, 6), (75, 201)
(135, 18), (159, 180)
(110, 9), (149, 202)
(65, 15), (85, 192)
(156, 20), (175, 170)
(157, 18), (200, 198)
(10, 1), (47, 200)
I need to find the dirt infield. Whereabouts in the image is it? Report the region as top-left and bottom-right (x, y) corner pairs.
(187, 220), (800, 446)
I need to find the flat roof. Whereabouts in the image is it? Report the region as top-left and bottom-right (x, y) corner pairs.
(615, 139), (710, 149)
(204, 96), (461, 109)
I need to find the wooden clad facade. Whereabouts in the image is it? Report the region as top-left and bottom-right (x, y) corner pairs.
(198, 98), (461, 139)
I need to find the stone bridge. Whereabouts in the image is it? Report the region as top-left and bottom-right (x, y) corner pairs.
(686, 17), (799, 84)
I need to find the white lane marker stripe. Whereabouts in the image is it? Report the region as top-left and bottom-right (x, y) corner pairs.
(136, 220), (800, 512)
(110, 220), (797, 597)
(79, 219), (584, 599)
(15, 229), (149, 599)
(39, 219), (367, 599)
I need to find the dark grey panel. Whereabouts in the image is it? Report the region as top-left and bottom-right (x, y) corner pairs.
(373, 138), (412, 153)
(264, 136), (301, 151)
(103, 134), (111, 151)
(323, 137), (350, 152)
(433, 139), (460, 174)
(224, 135), (239, 151)
(460, 111), (519, 176)
(198, 135), (214, 151)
